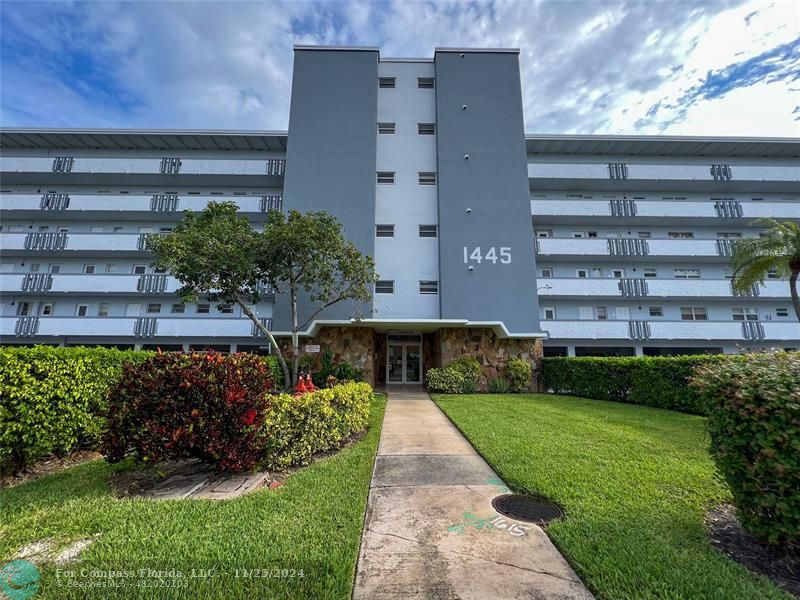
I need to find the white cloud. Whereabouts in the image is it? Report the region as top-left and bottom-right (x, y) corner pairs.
(1, 0), (797, 137)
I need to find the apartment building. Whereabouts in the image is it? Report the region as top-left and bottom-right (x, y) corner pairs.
(1, 46), (798, 382)
(529, 135), (800, 356)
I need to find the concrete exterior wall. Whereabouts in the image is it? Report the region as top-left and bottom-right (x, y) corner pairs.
(434, 50), (541, 334)
(273, 48), (379, 331)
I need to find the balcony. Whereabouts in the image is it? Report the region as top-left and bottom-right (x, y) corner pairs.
(539, 278), (789, 299)
(542, 320), (800, 342)
(0, 156), (286, 187)
(0, 193), (280, 220)
(531, 198), (800, 224)
(1, 316), (274, 340)
(2, 233), (149, 257)
(527, 161), (800, 193)
(535, 237), (726, 261)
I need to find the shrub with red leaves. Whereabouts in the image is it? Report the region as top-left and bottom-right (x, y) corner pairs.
(103, 351), (273, 472)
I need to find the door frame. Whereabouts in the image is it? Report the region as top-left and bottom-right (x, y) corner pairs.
(385, 334), (423, 384)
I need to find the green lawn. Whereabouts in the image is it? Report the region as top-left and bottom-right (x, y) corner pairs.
(0, 395), (385, 599)
(432, 393), (791, 600)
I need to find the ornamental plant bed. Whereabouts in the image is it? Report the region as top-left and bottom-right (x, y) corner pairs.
(0, 449), (102, 489)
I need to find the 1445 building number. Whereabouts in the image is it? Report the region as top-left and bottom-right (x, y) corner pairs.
(463, 246), (512, 265)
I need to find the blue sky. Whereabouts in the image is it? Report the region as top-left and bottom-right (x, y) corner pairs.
(1, 0), (798, 136)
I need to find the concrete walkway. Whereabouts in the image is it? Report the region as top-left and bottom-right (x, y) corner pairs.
(353, 388), (594, 599)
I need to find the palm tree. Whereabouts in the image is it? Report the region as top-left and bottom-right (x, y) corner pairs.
(731, 219), (800, 321)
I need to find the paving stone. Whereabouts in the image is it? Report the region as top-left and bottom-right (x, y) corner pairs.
(373, 455), (497, 487)
(193, 472), (269, 500)
(147, 474), (211, 500)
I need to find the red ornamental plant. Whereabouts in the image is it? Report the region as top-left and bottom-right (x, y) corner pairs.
(103, 351), (273, 472)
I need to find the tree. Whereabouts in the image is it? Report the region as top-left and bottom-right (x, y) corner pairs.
(258, 209), (377, 386)
(146, 201), (292, 388)
(731, 219), (800, 321)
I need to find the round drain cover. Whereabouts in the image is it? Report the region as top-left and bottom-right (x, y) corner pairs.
(492, 493), (564, 525)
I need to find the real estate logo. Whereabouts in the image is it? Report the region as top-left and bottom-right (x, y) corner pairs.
(0, 559), (41, 600)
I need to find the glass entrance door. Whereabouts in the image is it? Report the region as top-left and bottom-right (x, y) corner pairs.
(386, 338), (422, 384)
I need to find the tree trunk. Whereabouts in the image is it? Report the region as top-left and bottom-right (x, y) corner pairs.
(790, 268), (800, 322)
(236, 297), (291, 391)
(290, 281), (300, 388)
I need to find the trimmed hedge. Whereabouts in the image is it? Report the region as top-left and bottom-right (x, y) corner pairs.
(507, 357), (532, 393)
(691, 351), (800, 547)
(261, 382), (373, 469)
(0, 345), (152, 473)
(426, 358), (481, 394)
(542, 355), (728, 414)
(104, 351), (275, 472)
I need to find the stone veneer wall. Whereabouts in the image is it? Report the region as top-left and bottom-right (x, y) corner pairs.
(438, 328), (543, 391)
(278, 326), (376, 385)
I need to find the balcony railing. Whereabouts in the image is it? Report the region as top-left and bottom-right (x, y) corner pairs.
(536, 237), (726, 258)
(0, 317), (275, 339)
(0, 193), (275, 214)
(542, 320), (800, 342)
(539, 278), (787, 299)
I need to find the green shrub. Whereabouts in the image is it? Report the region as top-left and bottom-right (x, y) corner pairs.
(449, 358), (481, 386)
(461, 379), (477, 394)
(104, 351), (274, 472)
(507, 358), (532, 393)
(426, 367), (466, 393)
(487, 377), (511, 393)
(261, 382), (373, 469)
(690, 351), (800, 547)
(542, 355), (726, 414)
(0, 345), (151, 474)
(312, 349), (363, 388)
(262, 355), (285, 389)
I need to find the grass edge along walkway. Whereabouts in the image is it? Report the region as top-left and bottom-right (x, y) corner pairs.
(0, 394), (387, 600)
(432, 393), (792, 600)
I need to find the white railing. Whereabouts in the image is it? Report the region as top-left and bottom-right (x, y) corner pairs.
(536, 238), (722, 257)
(528, 162), (800, 183)
(0, 194), (269, 213)
(540, 278), (789, 299)
(0, 156), (285, 176)
(542, 320), (800, 341)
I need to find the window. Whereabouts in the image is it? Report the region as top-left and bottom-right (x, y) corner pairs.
(591, 268), (603, 278)
(723, 268), (733, 279)
(767, 268), (779, 279)
(611, 269), (625, 278)
(132, 265), (147, 275)
(171, 303), (185, 314)
(30, 264), (40, 272)
(97, 302), (110, 317)
(417, 77), (435, 88)
(38, 225), (49, 232)
(418, 172), (436, 185)
(16, 302), (30, 316)
(638, 231), (651, 239)
(377, 171), (395, 184)
(776, 308), (789, 317)
(90, 226), (104, 233)
(535, 229), (552, 238)
(417, 123), (435, 135)
(125, 303), (141, 316)
(540, 267), (553, 278)
(680, 307), (708, 321)
(83, 264), (96, 274)
(542, 306), (556, 320)
(8, 226), (25, 232)
(146, 303), (161, 314)
(674, 268), (700, 279)
(196, 303), (210, 314)
(732, 307), (758, 321)
(38, 302), (54, 316)
(159, 227), (172, 233)
(153, 266), (167, 274)
(76, 304), (89, 317)
(578, 307), (594, 320)
(218, 303), (234, 314)
(668, 232), (694, 239)
(717, 232), (742, 239)
(376, 280), (394, 294)
(596, 306), (608, 320)
(57, 226), (69, 233)
(113, 226), (124, 233)
(648, 306), (663, 317)
(48, 264), (61, 274)
(615, 307), (630, 320)
(105, 264), (117, 273)
(419, 225), (437, 238)
(376, 224), (395, 238)
(378, 77), (395, 88)
(576, 269), (588, 278)
(419, 280), (439, 294)
(587, 231), (598, 238)
(138, 226), (155, 233)
(377, 122), (396, 134)
(571, 231), (586, 238)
